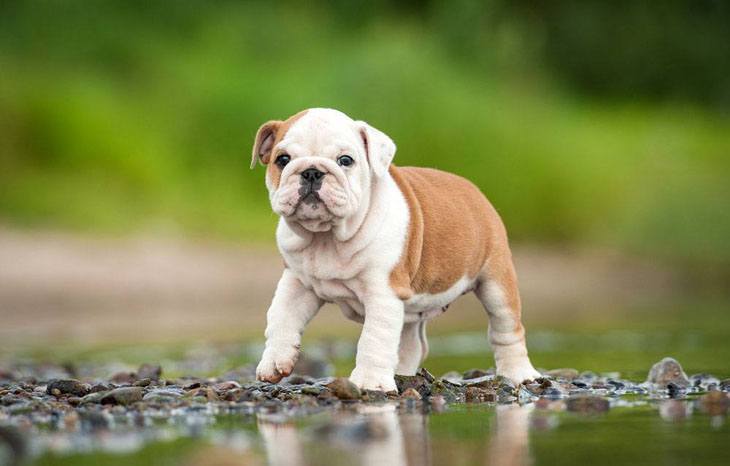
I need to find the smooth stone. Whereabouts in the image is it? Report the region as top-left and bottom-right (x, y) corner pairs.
(142, 388), (184, 402)
(326, 377), (361, 400)
(646, 357), (690, 388)
(101, 387), (144, 405)
(46, 379), (89, 397)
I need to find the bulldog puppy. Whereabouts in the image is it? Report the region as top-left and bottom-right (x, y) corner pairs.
(251, 108), (540, 391)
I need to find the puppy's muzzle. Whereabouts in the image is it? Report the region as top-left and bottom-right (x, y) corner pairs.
(299, 167), (325, 203)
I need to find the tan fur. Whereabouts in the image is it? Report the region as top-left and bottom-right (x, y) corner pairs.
(389, 165), (519, 313)
(252, 110), (309, 190)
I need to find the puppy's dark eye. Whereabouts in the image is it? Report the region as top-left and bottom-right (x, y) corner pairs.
(337, 155), (354, 167)
(275, 154), (291, 168)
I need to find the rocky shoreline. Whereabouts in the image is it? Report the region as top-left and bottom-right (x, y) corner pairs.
(1, 356), (728, 464)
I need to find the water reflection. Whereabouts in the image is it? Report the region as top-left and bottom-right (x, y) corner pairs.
(256, 403), (535, 466)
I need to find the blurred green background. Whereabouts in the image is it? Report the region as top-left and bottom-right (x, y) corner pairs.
(1, 0), (729, 277)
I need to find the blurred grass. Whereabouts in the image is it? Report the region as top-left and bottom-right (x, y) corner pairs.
(1, 1), (729, 275)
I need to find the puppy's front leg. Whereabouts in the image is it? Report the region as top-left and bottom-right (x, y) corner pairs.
(256, 269), (323, 383)
(350, 294), (404, 392)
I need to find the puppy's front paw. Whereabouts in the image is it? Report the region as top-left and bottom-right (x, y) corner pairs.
(349, 366), (397, 392)
(256, 345), (299, 384)
(497, 360), (542, 385)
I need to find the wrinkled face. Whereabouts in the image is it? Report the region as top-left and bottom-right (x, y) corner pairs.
(251, 109), (395, 233)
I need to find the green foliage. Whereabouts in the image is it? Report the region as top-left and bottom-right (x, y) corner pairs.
(0, 0), (729, 269)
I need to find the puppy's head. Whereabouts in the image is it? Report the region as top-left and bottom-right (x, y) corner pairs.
(251, 108), (395, 233)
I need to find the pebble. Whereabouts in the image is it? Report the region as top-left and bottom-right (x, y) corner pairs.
(646, 357), (690, 388)
(326, 377), (361, 400)
(46, 379), (90, 397)
(394, 374), (430, 398)
(101, 387), (144, 405)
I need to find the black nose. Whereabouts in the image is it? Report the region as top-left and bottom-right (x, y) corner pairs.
(301, 168), (325, 183)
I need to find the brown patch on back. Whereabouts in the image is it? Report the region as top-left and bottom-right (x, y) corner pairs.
(389, 166), (514, 302)
(260, 110), (309, 189)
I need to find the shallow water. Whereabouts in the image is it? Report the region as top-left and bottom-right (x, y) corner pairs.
(3, 302), (729, 466)
(6, 393), (726, 466)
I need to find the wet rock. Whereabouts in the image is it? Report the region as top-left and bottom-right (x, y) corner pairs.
(300, 385), (324, 396)
(572, 380), (590, 389)
(133, 378), (152, 387)
(79, 391), (109, 405)
(566, 395), (610, 414)
(183, 381), (202, 390)
(523, 378), (555, 397)
(607, 379), (626, 390)
(518, 385), (538, 403)
(394, 374), (430, 398)
(137, 364), (162, 381)
(142, 388), (183, 402)
(326, 377), (361, 400)
(361, 389), (387, 402)
(546, 368), (579, 380)
(720, 379), (730, 392)
(46, 379), (89, 397)
(430, 379), (464, 403)
(463, 369), (490, 380)
(213, 381), (241, 392)
(101, 387), (144, 405)
(89, 383), (111, 393)
(667, 382), (687, 398)
(465, 386), (496, 403)
(690, 373), (720, 391)
(647, 357), (690, 388)
(417, 368), (436, 383)
(698, 391), (729, 416)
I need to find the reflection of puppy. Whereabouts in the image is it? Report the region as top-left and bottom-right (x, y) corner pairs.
(252, 108), (539, 391)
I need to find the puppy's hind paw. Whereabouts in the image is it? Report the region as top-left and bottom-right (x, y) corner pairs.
(497, 362), (542, 385)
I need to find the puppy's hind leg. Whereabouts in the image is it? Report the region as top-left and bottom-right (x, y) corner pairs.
(396, 321), (428, 375)
(475, 260), (540, 384)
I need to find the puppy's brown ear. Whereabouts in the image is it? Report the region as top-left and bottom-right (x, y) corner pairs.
(356, 121), (396, 177)
(251, 120), (282, 169)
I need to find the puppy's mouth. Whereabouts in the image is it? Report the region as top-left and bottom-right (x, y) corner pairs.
(297, 183), (323, 207)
